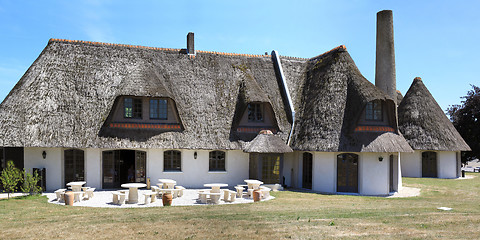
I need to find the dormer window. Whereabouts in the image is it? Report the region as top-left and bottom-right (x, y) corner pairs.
(150, 99), (168, 120)
(365, 100), (382, 121)
(248, 103), (263, 122)
(124, 98), (142, 119)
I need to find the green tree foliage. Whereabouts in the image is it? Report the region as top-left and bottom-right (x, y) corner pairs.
(447, 85), (480, 163)
(0, 161), (23, 199)
(21, 170), (42, 195)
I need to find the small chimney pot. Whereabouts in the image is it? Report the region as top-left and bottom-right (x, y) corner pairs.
(187, 32), (195, 55)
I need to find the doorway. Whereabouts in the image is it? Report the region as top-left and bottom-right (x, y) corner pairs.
(102, 150), (146, 189)
(422, 151), (437, 178)
(249, 153), (283, 184)
(302, 152), (313, 189)
(337, 153), (358, 193)
(389, 155), (394, 192)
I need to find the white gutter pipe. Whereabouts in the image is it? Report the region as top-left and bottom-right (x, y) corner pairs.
(271, 50), (295, 145)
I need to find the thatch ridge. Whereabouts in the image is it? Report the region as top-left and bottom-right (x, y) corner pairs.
(243, 133), (293, 153)
(290, 47), (412, 152)
(398, 77), (471, 151)
(0, 39), (302, 149)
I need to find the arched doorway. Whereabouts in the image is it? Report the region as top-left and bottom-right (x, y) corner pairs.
(337, 153), (358, 193)
(102, 150), (146, 188)
(302, 152), (313, 189)
(422, 151), (437, 178)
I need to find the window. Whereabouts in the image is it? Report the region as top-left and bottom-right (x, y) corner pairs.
(164, 150), (181, 171)
(124, 97), (142, 118)
(209, 151), (226, 171)
(247, 103), (263, 122)
(64, 149), (85, 184)
(365, 100), (382, 121)
(150, 99), (168, 120)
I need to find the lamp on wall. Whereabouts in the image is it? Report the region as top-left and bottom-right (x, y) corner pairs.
(378, 156), (383, 162)
(194, 151), (197, 159)
(42, 151), (47, 159)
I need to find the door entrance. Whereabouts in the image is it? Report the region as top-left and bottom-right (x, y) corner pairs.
(302, 152), (313, 189)
(102, 150), (146, 189)
(337, 153), (358, 193)
(249, 153), (283, 184)
(422, 151), (437, 178)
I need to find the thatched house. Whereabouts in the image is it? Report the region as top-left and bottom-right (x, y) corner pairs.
(398, 77), (471, 178)
(0, 10), (462, 195)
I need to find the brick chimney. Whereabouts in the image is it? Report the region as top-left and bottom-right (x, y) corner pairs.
(187, 32), (195, 55)
(375, 10), (396, 104)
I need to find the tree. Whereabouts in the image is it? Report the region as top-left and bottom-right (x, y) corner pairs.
(21, 170), (42, 195)
(0, 161), (23, 199)
(447, 85), (480, 163)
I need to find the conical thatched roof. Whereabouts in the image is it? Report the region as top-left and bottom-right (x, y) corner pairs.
(0, 39), (305, 149)
(243, 131), (293, 153)
(398, 77), (471, 151)
(289, 46), (413, 153)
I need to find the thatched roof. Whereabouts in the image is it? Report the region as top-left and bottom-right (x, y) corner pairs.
(398, 77), (471, 151)
(243, 131), (293, 153)
(0, 39), (306, 150)
(289, 46), (413, 153)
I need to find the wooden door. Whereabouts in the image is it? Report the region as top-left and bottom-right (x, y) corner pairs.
(302, 153), (313, 189)
(337, 153), (358, 193)
(422, 151), (437, 178)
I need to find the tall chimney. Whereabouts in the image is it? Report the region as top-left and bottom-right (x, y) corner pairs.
(187, 32), (195, 55)
(375, 10), (396, 104)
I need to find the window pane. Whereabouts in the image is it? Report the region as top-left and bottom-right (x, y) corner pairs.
(209, 151), (225, 171)
(256, 104), (263, 121)
(150, 99), (158, 119)
(133, 99), (142, 118)
(159, 99), (168, 120)
(248, 104), (255, 122)
(124, 98), (133, 118)
(164, 150), (181, 171)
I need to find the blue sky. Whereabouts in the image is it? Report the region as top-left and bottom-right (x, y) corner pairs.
(0, 0), (479, 112)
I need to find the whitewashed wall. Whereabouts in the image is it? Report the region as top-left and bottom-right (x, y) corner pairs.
(400, 151), (422, 177)
(283, 152), (297, 188)
(438, 151), (458, 179)
(359, 153), (389, 195)
(400, 150), (459, 179)
(148, 149), (249, 188)
(24, 147), (63, 191)
(23, 147), (250, 191)
(312, 152), (335, 193)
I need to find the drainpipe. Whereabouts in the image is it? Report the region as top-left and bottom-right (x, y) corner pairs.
(271, 50), (295, 145)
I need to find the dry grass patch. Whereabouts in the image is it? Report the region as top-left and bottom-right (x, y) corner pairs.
(1, 173), (480, 239)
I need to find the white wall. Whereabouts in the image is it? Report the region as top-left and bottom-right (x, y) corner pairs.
(24, 147), (63, 191)
(438, 151), (458, 179)
(400, 151), (422, 177)
(359, 153), (389, 195)
(312, 152), (335, 193)
(283, 152), (297, 188)
(148, 149), (249, 188)
(400, 150), (459, 179)
(85, 148), (102, 189)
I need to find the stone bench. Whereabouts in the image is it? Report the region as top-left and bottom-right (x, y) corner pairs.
(85, 188), (95, 200)
(55, 189), (67, 201)
(175, 186), (186, 197)
(223, 189), (237, 202)
(234, 186), (244, 198)
(260, 187), (271, 199)
(143, 191), (157, 204)
(198, 190), (222, 204)
(112, 191), (126, 205)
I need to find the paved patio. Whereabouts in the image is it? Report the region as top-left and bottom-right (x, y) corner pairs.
(43, 189), (274, 208)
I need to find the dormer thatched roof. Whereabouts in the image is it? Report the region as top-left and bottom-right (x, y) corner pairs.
(289, 46), (412, 153)
(243, 131), (293, 153)
(398, 77), (471, 151)
(0, 39), (306, 150)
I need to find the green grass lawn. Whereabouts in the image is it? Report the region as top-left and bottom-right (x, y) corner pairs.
(1, 174), (479, 239)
